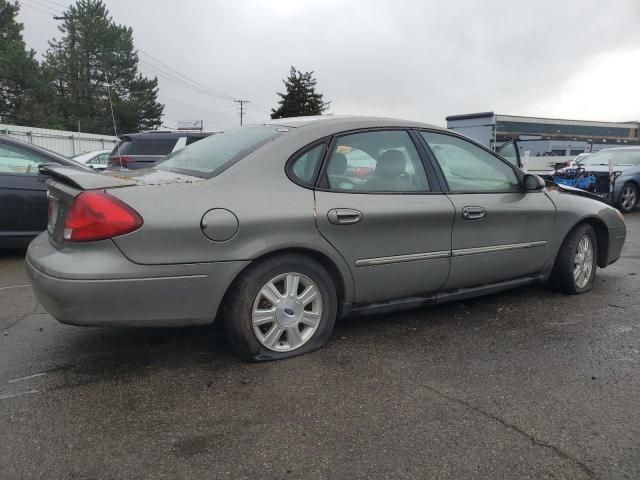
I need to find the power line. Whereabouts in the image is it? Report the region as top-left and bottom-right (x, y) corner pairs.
(37, 0), (68, 8)
(18, 1), (56, 16)
(25, 0), (61, 14)
(138, 49), (236, 102)
(139, 60), (236, 102)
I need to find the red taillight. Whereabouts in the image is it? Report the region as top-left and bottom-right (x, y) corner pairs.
(63, 191), (143, 242)
(108, 155), (133, 168)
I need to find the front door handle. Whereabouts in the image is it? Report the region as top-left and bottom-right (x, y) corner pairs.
(462, 206), (487, 220)
(327, 208), (363, 225)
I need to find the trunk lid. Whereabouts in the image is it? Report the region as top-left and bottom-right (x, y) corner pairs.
(41, 165), (204, 248)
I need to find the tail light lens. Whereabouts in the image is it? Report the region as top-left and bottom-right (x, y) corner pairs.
(63, 191), (143, 242)
(108, 155), (133, 168)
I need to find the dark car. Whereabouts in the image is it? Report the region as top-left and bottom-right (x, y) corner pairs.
(0, 135), (88, 247)
(108, 131), (213, 170)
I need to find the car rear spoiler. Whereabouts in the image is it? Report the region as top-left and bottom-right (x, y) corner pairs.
(38, 164), (137, 190)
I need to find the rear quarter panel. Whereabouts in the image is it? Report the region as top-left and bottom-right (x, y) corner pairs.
(108, 133), (355, 302)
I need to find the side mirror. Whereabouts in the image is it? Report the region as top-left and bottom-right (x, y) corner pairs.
(524, 174), (545, 191)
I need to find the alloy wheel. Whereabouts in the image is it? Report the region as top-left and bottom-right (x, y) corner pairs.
(251, 273), (323, 352)
(573, 234), (594, 289)
(621, 184), (637, 211)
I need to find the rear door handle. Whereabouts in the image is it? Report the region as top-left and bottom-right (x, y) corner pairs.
(462, 206), (487, 220)
(327, 208), (363, 225)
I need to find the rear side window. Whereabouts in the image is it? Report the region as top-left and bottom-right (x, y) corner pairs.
(290, 144), (325, 185)
(324, 130), (430, 192)
(156, 126), (283, 178)
(111, 138), (177, 156)
(0, 143), (43, 175)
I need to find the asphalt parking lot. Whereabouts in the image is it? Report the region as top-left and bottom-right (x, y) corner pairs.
(1, 216), (639, 480)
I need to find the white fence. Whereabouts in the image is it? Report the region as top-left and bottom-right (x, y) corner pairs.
(0, 124), (117, 157)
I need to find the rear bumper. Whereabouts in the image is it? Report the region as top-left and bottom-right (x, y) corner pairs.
(25, 233), (249, 327)
(605, 226), (626, 266)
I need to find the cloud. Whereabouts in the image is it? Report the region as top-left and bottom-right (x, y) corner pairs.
(16, 0), (640, 130)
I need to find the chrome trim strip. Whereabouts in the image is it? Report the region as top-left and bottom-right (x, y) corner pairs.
(355, 250), (450, 267)
(355, 241), (547, 266)
(452, 241), (547, 257)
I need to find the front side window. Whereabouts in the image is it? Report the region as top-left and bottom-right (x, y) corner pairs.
(496, 142), (519, 166)
(156, 126), (284, 178)
(325, 130), (429, 192)
(0, 144), (43, 175)
(421, 132), (519, 192)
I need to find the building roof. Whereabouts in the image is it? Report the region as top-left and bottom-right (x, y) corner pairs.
(447, 112), (638, 129)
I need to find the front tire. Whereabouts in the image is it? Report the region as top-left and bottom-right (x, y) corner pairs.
(223, 254), (337, 361)
(549, 224), (598, 294)
(618, 182), (637, 213)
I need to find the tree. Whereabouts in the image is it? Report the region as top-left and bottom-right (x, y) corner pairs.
(271, 66), (329, 119)
(44, 0), (163, 134)
(0, 0), (57, 126)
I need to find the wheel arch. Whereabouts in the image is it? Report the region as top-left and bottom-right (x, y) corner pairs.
(564, 216), (609, 268)
(216, 246), (354, 323)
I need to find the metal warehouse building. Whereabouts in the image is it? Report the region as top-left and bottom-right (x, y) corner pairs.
(446, 112), (639, 157)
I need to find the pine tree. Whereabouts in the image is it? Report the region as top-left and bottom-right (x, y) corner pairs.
(0, 0), (57, 126)
(44, 0), (163, 134)
(271, 66), (329, 119)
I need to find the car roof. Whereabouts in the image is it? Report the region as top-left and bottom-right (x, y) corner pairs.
(257, 115), (443, 132)
(119, 131), (215, 140)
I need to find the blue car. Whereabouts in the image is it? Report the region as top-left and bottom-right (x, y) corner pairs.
(576, 147), (640, 213)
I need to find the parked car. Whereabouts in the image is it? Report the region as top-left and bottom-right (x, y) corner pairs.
(0, 135), (89, 247)
(108, 131), (213, 170)
(72, 149), (111, 171)
(548, 147), (640, 213)
(27, 116), (626, 361)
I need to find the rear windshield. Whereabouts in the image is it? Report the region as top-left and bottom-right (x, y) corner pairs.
(155, 126), (284, 178)
(111, 137), (178, 156)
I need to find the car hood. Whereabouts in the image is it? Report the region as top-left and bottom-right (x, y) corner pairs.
(545, 181), (610, 204)
(40, 165), (204, 190)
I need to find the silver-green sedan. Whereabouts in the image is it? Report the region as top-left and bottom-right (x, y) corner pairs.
(26, 116), (626, 361)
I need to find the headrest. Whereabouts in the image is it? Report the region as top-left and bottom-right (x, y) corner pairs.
(375, 150), (406, 178)
(328, 153), (348, 175)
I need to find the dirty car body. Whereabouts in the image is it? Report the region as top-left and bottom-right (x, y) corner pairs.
(26, 116), (627, 360)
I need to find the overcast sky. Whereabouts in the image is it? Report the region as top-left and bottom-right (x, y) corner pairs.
(16, 0), (640, 130)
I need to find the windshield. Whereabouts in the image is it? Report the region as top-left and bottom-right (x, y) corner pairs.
(580, 149), (640, 166)
(155, 125), (284, 177)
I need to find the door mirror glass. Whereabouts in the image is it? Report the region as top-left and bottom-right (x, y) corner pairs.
(524, 174), (545, 191)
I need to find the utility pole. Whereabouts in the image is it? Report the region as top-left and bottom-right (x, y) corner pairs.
(235, 100), (248, 126)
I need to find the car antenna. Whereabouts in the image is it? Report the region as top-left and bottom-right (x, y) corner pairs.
(105, 71), (123, 168)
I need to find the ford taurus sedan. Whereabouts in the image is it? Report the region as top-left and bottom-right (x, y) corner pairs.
(26, 116), (626, 361)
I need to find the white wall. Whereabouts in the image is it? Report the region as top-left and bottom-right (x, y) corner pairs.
(0, 124), (117, 157)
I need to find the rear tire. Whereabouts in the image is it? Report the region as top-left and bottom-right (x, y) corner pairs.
(223, 254), (337, 362)
(617, 182), (637, 213)
(549, 223), (598, 294)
